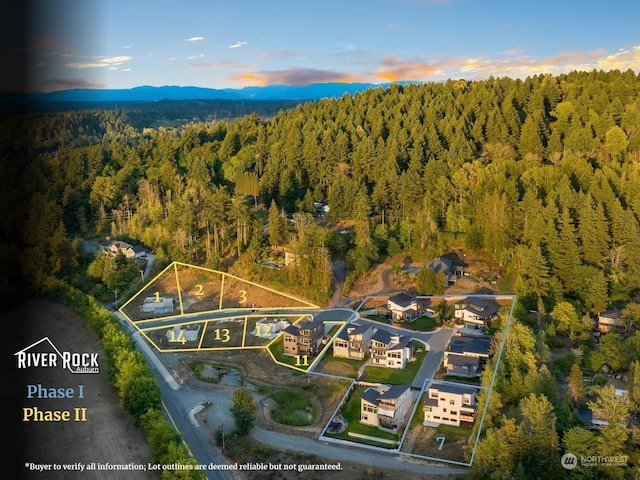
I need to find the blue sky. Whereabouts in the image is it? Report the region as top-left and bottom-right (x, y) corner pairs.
(18, 0), (640, 92)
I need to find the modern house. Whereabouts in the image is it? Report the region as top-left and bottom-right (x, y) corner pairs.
(596, 310), (624, 333)
(443, 335), (492, 371)
(423, 383), (477, 427)
(333, 323), (374, 360)
(369, 328), (415, 369)
(360, 384), (413, 432)
(387, 293), (419, 322)
(283, 317), (324, 357)
(454, 297), (499, 327)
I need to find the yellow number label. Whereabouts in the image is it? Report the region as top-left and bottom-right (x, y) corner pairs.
(168, 329), (186, 344)
(154, 291), (161, 302)
(239, 290), (247, 305)
(194, 284), (204, 296)
(213, 328), (230, 343)
(295, 355), (309, 367)
(255, 324), (268, 337)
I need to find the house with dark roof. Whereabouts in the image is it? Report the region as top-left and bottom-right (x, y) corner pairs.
(333, 323), (374, 360)
(282, 318), (324, 357)
(425, 256), (461, 284)
(443, 335), (492, 372)
(445, 354), (481, 377)
(423, 383), (477, 427)
(454, 297), (500, 327)
(387, 293), (419, 322)
(369, 328), (415, 369)
(360, 384), (413, 432)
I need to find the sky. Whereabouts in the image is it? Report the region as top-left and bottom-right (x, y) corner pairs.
(7, 0), (640, 92)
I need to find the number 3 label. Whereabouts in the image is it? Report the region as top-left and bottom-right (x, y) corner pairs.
(239, 290), (247, 304)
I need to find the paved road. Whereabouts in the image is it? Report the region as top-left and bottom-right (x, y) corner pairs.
(251, 428), (466, 476)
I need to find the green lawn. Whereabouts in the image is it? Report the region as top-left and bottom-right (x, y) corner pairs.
(267, 338), (311, 370)
(326, 386), (399, 446)
(404, 315), (437, 331)
(364, 349), (426, 384)
(362, 314), (392, 324)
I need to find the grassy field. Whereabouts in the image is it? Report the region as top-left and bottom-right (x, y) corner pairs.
(266, 387), (317, 426)
(364, 349), (426, 384)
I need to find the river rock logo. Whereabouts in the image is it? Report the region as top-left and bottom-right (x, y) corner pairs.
(561, 453), (578, 470)
(14, 337), (99, 374)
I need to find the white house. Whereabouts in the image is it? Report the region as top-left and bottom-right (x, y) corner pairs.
(387, 293), (419, 322)
(333, 323), (374, 360)
(423, 383), (477, 427)
(369, 328), (415, 369)
(454, 297), (499, 327)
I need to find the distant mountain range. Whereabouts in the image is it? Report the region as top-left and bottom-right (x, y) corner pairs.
(16, 83), (394, 103)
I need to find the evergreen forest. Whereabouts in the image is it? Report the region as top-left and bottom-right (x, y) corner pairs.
(3, 69), (640, 478)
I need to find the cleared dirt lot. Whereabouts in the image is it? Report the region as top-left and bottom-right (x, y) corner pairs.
(8, 298), (160, 480)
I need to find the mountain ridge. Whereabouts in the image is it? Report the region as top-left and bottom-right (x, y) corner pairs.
(20, 82), (393, 103)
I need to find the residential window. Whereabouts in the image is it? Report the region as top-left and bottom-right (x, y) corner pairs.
(450, 400), (455, 405)
(450, 411), (457, 416)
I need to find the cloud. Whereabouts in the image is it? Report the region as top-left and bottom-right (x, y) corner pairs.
(373, 56), (439, 81)
(32, 78), (106, 92)
(229, 41), (247, 49)
(597, 46), (640, 71)
(66, 55), (132, 69)
(229, 67), (361, 86)
(185, 36), (205, 42)
(187, 53), (205, 60)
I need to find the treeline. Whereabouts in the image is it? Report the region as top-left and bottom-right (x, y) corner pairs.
(7, 69), (640, 314)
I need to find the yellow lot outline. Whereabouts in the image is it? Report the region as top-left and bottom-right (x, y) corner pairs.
(120, 261), (319, 325)
(118, 261), (342, 373)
